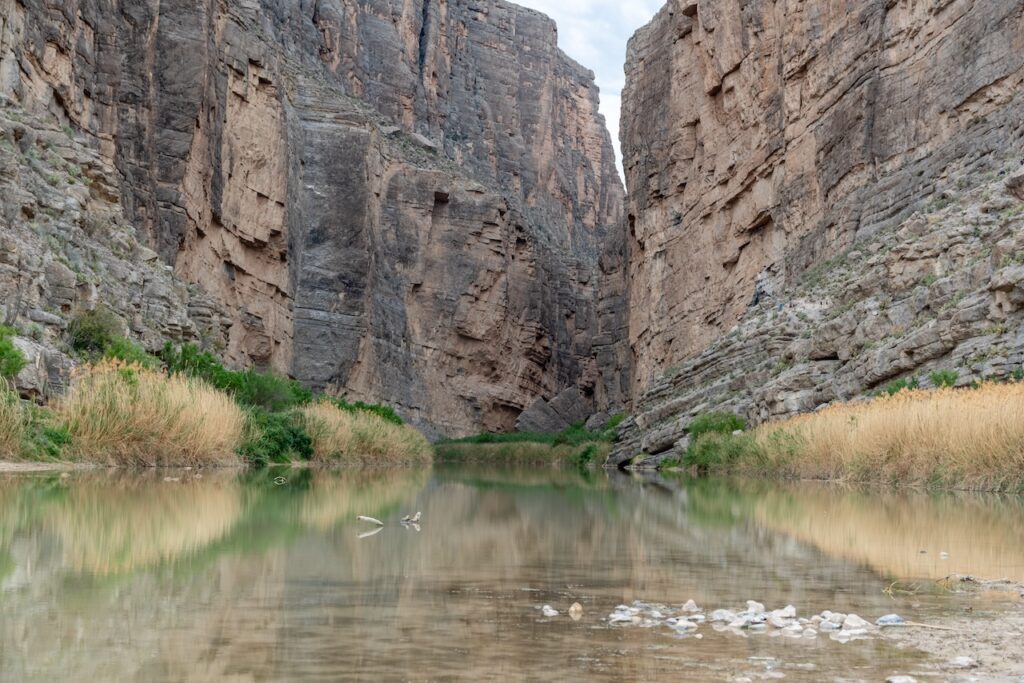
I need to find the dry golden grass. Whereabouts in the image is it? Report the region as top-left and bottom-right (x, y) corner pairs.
(0, 385), (25, 459)
(58, 360), (245, 467)
(301, 401), (432, 466)
(752, 382), (1024, 490)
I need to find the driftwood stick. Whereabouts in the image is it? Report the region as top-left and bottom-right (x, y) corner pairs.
(882, 622), (956, 632)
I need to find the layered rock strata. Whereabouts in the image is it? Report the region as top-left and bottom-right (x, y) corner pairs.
(614, 0), (1024, 466)
(0, 0), (629, 436)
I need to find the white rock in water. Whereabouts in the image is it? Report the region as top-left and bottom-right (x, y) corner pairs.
(843, 614), (872, 630)
(674, 619), (699, 631)
(541, 605), (559, 617)
(876, 614), (906, 626)
(768, 615), (791, 629)
(818, 620), (841, 631)
(803, 628), (818, 638)
(887, 677), (919, 683)
(711, 609), (737, 622)
(649, 610), (664, 620)
(569, 602), (583, 621)
(608, 612), (634, 624)
(774, 605), (797, 619)
(747, 600), (766, 614)
(682, 599), (700, 613)
(949, 656), (979, 669)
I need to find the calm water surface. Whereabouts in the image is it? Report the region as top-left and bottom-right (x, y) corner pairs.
(1, 465), (1022, 681)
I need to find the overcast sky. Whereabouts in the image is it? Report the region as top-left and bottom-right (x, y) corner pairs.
(512, 0), (665, 173)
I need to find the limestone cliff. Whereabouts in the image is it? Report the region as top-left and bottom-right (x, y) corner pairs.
(615, 0), (1024, 465)
(0, 0), (629, 437)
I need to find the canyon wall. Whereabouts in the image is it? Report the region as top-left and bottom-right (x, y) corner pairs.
(0, 0), (629, 436)
(615, 0), (1024, 465)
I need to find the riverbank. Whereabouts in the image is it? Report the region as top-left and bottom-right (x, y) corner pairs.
(662, 382), (1024, 492)
(885, 577), (1024, 681)
(435, 417), (623, 469)
(1, 340), (430, 468)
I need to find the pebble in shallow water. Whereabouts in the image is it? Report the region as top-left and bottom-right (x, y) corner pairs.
(603, 599), (886, 644)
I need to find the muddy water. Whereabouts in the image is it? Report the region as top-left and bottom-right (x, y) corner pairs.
(0, 466), (1021, 681)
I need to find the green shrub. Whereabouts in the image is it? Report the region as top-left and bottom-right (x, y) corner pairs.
(684, 432), (758, 470)
(162, 343), (312, 412)
(929, 370), (959, 389)
(327, 397), (404, 426)
(687, 411), (747, 440)
(68, 307), (122, 354)
(572, 444), (601, 470)
(238, 411), (313, 467)
(883, 377), (920, 396)
(103, 336), (159, 368)
(0, 326), (26, 379)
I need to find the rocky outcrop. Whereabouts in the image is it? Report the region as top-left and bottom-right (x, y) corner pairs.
(0, 104), (230, 398)
(0, 0), (628, 436)
(614, 0), (1024, 466)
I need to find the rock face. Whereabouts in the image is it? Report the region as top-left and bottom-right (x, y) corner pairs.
(615, 0), (1024, 465)
(0, 105), (230, 398)
(0, 0), (629, 436)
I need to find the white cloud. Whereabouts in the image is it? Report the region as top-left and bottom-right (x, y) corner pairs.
(510, 0), (664, 176)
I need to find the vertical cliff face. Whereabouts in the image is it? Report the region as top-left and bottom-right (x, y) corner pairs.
(615, 0), (1024, 465)
(621, 0), (1024, 393)
(0, 0), (629, 436)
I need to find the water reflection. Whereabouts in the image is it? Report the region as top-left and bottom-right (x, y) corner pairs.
(748, 482), (1024, 582)
(0, 467), (1019, 681)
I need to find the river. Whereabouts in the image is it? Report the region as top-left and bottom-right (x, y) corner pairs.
(0, 465), (1021, 681)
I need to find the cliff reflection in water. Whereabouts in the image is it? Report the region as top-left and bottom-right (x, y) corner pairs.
(0, 468), (1020, 681)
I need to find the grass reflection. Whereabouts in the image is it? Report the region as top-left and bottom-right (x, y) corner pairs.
(0, 467), (431, 580)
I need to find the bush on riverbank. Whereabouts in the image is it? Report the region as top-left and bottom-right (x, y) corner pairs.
(162, 343), (311, 412)
(239, 411), (314, 466)
(0, 336), (428, 468)
(678, 383), (1024, 491)
(57, 360), (245, 466)
(436, 415), (624, 467)
(301, 401), (431, 466)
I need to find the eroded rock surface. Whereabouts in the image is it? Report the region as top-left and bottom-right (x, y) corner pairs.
(0, 0), (629, 436)
(614, 0), (1024, 466)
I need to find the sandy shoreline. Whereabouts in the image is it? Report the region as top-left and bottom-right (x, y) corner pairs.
(0, 461), (97, 473)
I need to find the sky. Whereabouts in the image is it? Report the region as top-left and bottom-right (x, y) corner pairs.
(512, 0), (665, 173)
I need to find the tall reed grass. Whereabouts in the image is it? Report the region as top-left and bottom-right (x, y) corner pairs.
(749, 383), (1024, 491)
(58, 360), (245, 466)
(301, 401), (432, 466)
(0, 385), (25, 459)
